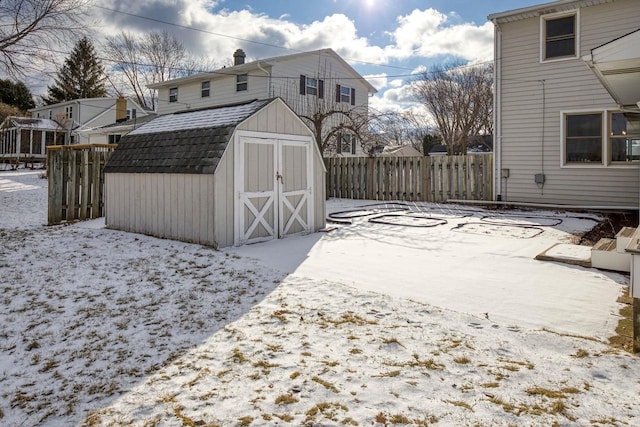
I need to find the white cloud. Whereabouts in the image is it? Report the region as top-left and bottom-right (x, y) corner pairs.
(364, 73), (388, 91)
(384, 8), (493, 61)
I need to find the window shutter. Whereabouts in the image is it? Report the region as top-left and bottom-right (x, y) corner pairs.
(351, 88), (356, 106)
(336, 84), (341, 102)
(351, 136), (356, 154)
(300, 75), (306, 95)
(318, 79), (324, 99)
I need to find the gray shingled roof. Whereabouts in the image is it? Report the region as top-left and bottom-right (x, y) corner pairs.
(104, 99), (271, 174)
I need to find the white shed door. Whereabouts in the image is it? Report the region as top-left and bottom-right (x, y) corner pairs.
(235, 134), (314, 246)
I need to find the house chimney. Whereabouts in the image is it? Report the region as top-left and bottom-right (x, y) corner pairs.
(233, 49), (246, 65)
(115, 96), (127, 122)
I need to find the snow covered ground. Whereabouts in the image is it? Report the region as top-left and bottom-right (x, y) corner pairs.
(1, 169), (639, 426)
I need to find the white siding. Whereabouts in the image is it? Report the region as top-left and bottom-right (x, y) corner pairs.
(157, 73), (270, 115)
(497, 0), (640, 207)
(105, 173), (217, 247)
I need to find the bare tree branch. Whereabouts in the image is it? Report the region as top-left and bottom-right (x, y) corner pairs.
(0, 0), (89, 77)
(413, 62), (493, 155)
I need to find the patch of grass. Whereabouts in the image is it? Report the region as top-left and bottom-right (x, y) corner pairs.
(542, 328), (602, 343)
(231, 347), (249, 363)
(301, 351), (312, 357)
(322, 360), (339, 367)
(482, 382), (500, 388)
(589, 417), (621, 425)
(312, 376), (340, 393)
(342, 417), (358, 425)
(498, 358), (534, 370)
(305, 402), (348, 424)
(290, 371), (301, 380)
(272, 310), (289, 323)
(444, 400), (474, 412)
(525, 386), (580, 399)
(389, 414), (412, 424)
(349, 348), (362, 355)
(273, 413), (294, 422)
(266, 343), (283, 352)
(572, 349), (589, 358)
(238, 416), (253, 426)
(217, 369), (231, 377)
(253, 360), (279, 374)
(453, 356), (471, 364)
(174, 406), (204, 426)
(275, 394), (299, 405)
(328, 313), (377, 326)
(372, 370), (401, 378)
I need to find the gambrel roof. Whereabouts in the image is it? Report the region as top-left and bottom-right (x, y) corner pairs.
(104, 99), (272, 175)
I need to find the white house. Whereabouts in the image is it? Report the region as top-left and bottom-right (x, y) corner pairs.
(29, 96), (149, 145)
(489, 0), (640, 208)
(0, 117), (65, 164)
(148, 48), (377, 156)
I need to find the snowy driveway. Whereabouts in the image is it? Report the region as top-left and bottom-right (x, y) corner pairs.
(233, 199), (627, 338)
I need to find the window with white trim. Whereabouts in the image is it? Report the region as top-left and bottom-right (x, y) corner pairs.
(339, 134), (356, 155)
(65, 106), (73, 119)
(610, 112), (640, 163)
(565, 112), (602, 164)
(236, 74), (248, 91)
(126, 109), (137, 120)
(563, 111), (640, 166)
(201, 81), (210, 97)
(169, 87), (178, 103)
(541, 12), (578, 61)
(340, 85), (351, 103)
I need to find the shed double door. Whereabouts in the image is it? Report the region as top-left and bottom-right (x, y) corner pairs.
(235, 134), (314, 246)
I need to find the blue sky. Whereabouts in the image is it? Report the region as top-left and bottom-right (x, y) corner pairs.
(89, 0), (543, 110)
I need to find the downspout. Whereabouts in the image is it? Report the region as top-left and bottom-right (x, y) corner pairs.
(257, 62), (272, 98)
(492, 21), (503, 201)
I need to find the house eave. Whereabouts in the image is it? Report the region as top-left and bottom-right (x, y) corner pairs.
(488, 0), (614, 23)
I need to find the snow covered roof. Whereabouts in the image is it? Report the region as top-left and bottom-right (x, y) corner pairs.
(129, 99), (270, 136)
(1, 116), (65, 131)
(104, 99), (273, 175)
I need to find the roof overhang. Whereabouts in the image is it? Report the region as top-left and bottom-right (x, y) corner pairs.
(488, 0), (613, 24)
(583, 29), (640, 110)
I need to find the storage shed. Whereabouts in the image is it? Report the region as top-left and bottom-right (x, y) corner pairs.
(104, 98), (326, 248)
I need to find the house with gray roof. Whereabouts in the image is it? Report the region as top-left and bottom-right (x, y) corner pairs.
(147, 48), (377, 156)
(104, 98), (326, 248)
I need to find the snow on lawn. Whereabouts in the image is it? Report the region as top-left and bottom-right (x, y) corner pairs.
(1, 170), (639, 426)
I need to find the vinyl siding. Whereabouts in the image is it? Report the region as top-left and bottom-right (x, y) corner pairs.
(155, 51), (371, 156)
(497, 0), (640, 207)
(157, 73), (270, 115)
(105, 173), (217, 246)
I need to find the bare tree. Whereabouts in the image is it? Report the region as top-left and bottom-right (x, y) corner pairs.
(413, 62), (493, 155)
(365, 109), (437, 155)
(276, 70), (370, 156)
(103, 31), (215, 111)
(0, 0), (88, 77)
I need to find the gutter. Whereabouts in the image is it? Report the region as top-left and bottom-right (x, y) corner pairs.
(492, 20), (503, 201)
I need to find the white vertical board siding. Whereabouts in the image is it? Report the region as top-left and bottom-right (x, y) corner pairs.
(236, 100), (326, 232)
(497, 0), (640, 207)
(213, 145), (235, 248)
(105, 173), (216, 246)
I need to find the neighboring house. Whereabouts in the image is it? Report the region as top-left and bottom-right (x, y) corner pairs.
(147, 48), (377, 156)
(83, 113), (157, 144)
(104, 98), (326, 248)
(0, 117), (65, 163)
(29, 96), (149, 145)
(489, 0), (640, 208)
(370, 144), (423, 157)
(428, 137), (492, 156)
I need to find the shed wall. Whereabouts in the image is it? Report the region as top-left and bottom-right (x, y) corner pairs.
(497, 0), (640, 207)
(105, 173), (217, 246)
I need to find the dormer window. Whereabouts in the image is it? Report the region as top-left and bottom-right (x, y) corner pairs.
(541, 12), (578, 61)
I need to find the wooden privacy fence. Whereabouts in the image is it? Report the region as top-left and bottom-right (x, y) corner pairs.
(325, 155), (493, 202)
(47, 144), (117, 225)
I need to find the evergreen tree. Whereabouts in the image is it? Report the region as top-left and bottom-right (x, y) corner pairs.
(0, 79), (35, 111)
(46, 37), (107, 104)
